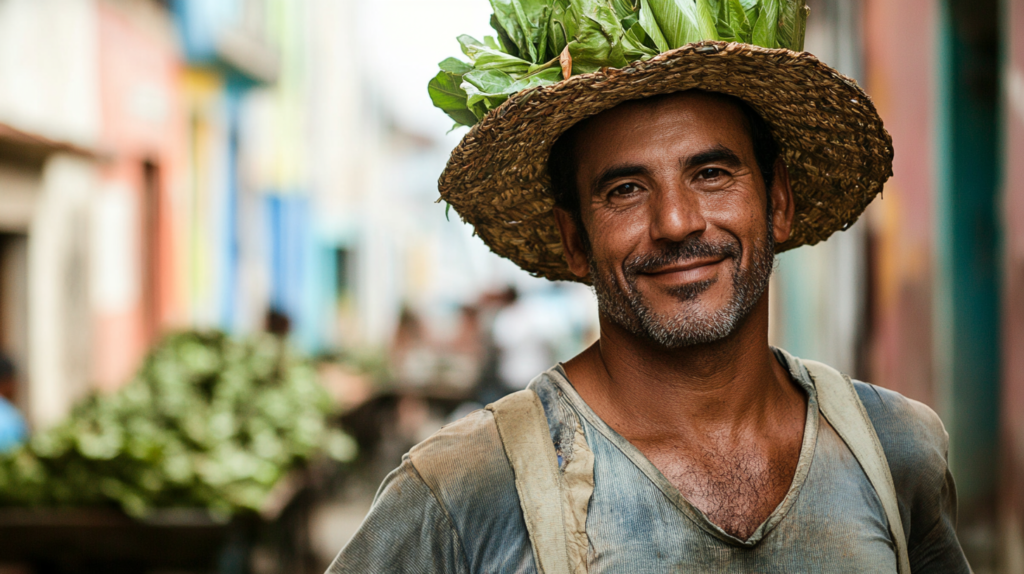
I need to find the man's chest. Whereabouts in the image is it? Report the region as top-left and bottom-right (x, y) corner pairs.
(639, 437), (802, 541)
(575, 420), (898, 573)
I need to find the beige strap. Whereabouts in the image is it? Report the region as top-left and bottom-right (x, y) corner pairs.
(803, 359), (911, 574)
(488, 390), (571, 574)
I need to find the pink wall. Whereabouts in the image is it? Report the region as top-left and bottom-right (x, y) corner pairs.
(862, 0), (939, 406)
(1000, 0), (1024, 553)
(94, 2), (186, 390)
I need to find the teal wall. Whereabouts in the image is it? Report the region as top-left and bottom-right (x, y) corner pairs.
(936, 0), (1002, 507)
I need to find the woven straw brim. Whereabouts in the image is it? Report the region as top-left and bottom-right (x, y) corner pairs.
(438, 41), (894, 283)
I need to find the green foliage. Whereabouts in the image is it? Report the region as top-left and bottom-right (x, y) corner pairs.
(0, 331), (356, 517)
(428, 0), (809, 127)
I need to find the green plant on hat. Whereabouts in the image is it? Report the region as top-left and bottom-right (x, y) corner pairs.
(428, 0), (809, 127)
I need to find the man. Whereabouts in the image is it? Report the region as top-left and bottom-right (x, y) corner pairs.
(329, 11), (969, 574)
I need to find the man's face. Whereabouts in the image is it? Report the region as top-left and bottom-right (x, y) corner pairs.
(556, 91), (792, 348)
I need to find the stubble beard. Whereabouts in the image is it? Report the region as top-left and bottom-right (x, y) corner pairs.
(589, 222), (776, 349)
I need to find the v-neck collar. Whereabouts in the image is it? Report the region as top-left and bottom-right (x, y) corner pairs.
(547, 347), (820, 548)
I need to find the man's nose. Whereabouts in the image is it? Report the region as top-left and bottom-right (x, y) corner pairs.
(649, 184), (707, 243)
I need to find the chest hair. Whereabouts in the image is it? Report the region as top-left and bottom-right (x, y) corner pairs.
(646, 441), (800, 541)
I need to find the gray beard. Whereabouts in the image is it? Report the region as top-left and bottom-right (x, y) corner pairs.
(589, 226), (775, 349)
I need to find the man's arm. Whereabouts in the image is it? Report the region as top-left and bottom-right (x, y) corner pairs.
(855, 381), (972, 573)
(327, 460), (469, 574)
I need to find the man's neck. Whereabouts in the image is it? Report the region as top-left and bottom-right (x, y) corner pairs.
(562, 296), (803, 443)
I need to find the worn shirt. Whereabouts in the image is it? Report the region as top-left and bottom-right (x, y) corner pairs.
(328, 348), (970, 573)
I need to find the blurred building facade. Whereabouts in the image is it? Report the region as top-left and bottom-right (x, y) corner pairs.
(0, 0), (322, 428)
(770, 0), (1020, 570)
(0, 0), (585, 429)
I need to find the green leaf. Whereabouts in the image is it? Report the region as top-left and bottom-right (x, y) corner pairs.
(739, 0), (758, 24)
(507, 67), (563, 92)
(462, 69), (515, 110)
(488, 0), (553, 64)
(693, 0), (719, 41)
(459, 34), (533, 74)
(547, 0), (572, 59)
(464, 68), (516, 94)
(644, 0), (718, 50)
(707, 0), (723, 18)
(438, 57), (472, 75)
(623, 21), (659, 57)
(567, 0), (630, 74)
(613, 0), (642, 33)
(490, 13), (522, 58)
(777, 0), (807, 50)
(490, 0), (529, 57)
(460, 67), (562, 119)
(611, 0), (637, 19)
(427, 71), (478, 127)
(715, 20), (737, 42)
(793, 4), (810, 51)
(751, 0), (779, 48)
(724, 0), (751, 41)
(638, 0), (670, 52)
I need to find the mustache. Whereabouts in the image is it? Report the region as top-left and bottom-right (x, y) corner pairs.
(623, 236), (742, 279)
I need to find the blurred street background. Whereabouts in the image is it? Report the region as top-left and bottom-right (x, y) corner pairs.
(0, 0), (1020, 572)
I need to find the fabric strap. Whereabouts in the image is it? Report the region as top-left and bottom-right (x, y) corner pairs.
(488, 390), (571, 574)
(803, 359), (911, 574)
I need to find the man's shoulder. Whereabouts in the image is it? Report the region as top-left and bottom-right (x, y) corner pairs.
(852, 381), (947, 451)
(406, 407), (520, 519)
(409, 407), (511, 482)
(852, 380), (950, 493)
(402, 406), (533, 569)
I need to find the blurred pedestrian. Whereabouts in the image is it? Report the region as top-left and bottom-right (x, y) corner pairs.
(265, 307), (292, 337)
(438, 305), (485, 393)
(390, 305), (434, 388)
(0, 354), (27, 453)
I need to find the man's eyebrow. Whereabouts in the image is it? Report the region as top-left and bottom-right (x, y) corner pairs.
(684, 146), (743, 170)
(590, 165), (652, 192)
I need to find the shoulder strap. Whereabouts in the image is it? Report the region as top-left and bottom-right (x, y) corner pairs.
(802, 359), (911, 574)
(487, 390), (571, 574)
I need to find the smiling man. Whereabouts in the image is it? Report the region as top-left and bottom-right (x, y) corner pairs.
(328, 4), (971, 573)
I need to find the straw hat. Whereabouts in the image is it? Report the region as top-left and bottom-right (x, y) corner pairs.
(438, 41), (893, 283)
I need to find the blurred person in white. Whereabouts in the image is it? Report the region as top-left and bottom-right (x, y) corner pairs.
(327, 1), (969, 572)
(0, 354), (27, 454)
(493, 290), (571, 393)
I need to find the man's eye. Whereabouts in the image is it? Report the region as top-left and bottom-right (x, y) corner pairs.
(609, 183), (640, 196)
(698, 168), (726, 180)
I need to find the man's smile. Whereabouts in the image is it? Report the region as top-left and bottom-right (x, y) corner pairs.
(637, 256), (728, 287)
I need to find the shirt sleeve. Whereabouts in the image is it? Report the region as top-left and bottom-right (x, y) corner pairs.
(326, 459), (470, 574)
(855, 382), (972, 573)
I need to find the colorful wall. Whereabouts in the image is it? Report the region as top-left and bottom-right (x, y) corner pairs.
(999, 0), (1024, 567)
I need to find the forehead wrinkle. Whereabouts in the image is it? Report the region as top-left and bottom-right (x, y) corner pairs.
(571, 94), (758, 197)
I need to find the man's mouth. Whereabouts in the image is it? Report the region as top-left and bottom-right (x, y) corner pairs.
(638, 256), (727, 285)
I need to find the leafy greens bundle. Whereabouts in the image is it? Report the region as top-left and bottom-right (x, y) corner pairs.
(428, 0), (809, 127)
(0, 331), (355, 517)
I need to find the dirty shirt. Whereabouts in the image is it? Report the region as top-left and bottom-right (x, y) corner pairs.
(327, 348), (970, 573)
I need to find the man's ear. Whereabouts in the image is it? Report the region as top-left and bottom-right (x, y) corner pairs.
(770, 158), (796, 244)
(553, 207), (591, 279)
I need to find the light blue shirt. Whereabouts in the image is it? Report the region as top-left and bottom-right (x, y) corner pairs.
(0, 397), (27, 453)
(328, 348), (969, 573)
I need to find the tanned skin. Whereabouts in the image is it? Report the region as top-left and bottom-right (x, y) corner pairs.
(554, 92), (806, 541)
